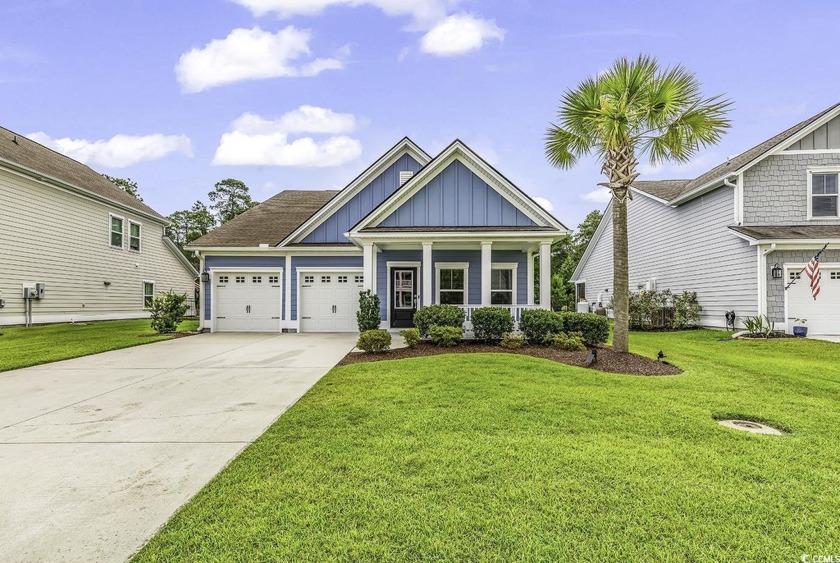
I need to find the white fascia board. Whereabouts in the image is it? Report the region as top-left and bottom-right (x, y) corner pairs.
(192, 246), (362, 255)
(350, 140), (570, 235)
(0, 158), (169, 225)
(278, 138), (431, 246)
(162, 236), (199, 277)
(633, 188), (674, 206)
(349, 231), (564, 243)
(569, 200), (612, 282)
(743, 238), (840, 248)
(669, 180), (728, 206)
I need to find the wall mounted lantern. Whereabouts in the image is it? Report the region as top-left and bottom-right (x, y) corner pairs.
(200, 270), (210, 283)
(771, 263), (783, 279)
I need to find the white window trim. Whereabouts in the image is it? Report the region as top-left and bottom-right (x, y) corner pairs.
(435, 262), (470, 306)
(806, 168), (840, 220)
(143, 280), (155, 309)
(109, 213), (124, 249)
(491, 262), (518, 306)
(386, 261), (421, 323)
(128, 220), (142, 253)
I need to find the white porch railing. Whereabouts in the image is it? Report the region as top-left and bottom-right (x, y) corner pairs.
(458, 304), (545, 331)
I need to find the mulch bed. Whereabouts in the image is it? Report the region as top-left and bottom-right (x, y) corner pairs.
(338, 341), (682, 376)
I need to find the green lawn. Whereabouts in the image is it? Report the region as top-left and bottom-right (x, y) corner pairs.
(134, 331), (840, 561)
(0, 319), (199, 372)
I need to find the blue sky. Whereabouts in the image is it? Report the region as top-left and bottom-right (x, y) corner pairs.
(3, 0), (840, 228)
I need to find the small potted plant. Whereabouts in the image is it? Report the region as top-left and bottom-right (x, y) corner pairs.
(792, 318), (808, 338)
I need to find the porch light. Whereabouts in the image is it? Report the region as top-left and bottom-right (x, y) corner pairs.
(771, 263), (783, 279)
(200, 270), (210, 283)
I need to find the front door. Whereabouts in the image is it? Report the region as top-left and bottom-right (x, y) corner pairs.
(391, 268), (417, 328)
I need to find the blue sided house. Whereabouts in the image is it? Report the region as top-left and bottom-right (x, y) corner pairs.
(188, 138), (570, 332)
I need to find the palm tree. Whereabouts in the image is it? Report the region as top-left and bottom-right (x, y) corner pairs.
(545, 55), (731, 353)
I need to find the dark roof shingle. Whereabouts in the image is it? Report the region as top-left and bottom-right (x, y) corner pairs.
(0, 126), (165, 219)
(730, 225), (840, 241)
(188, 190), (339, 247)
(633, 102), (840, 204)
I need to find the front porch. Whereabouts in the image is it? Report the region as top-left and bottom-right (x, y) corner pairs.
(358, 235), (555, 329)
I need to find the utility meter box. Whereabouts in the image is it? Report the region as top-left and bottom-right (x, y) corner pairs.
(35, 282), (45, 299)
(22, 283), (45, 300)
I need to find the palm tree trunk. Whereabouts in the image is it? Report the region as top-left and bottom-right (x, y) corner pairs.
(612, 194), (629, 353)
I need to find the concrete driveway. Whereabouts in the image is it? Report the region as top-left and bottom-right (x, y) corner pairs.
(0, 332), (356, 562)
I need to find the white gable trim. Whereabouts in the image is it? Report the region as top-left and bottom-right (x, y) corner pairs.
(570, 200), (612, 282)
(349, 140), (569, 235)
(278, 138), (431, 246)
(671, 104), (840, 206)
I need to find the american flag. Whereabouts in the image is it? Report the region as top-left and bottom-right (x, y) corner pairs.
(805, 255), (821, 300)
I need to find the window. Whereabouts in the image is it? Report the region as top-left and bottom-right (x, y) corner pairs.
(321, 276), (331, 283)
(129, 222), (141, 252)
(789, 272), (801, 281)
(338, 275), (348, 283)
(252, 276), (262, 283)
(303, 275), (315, 284)
(219, 276), (229, 283)
(235, 276), (245, 283)
(354, 275), (364, 284)
(810, 172), (839, 217)
(110, 215), (123, 248)
(268, 276), (279, 284)
(438, 268), (466, 305)
(491, 269), (514, 305)
(143, 281), (154, 309)
(831, 272), (839, 280)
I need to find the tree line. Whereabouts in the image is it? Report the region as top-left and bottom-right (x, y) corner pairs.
(103, 175), (259, 267)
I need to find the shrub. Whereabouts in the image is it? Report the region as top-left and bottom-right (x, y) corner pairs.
(550, 331), (586, 351)
(356, 290), (381, 332)
(519, 308), (563, 345)
(399, 328), (420, 348)
(413, 305), (465, 338)
(742, 315), (776, 338)
(429, 325), (462, 347)
(150, 290), (190, 334)
(671, 291), (702, 329)
(356, 329), (391, 353)
(500, 332), (525, 350)
(471, 307), (514, 342)
(628, 288), (671, 329)
(560, 312), (609, 345)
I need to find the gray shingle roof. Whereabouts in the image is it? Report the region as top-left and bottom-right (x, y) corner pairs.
(631, 180), (691, 201)
(730, 225), (840, 241)
(632, 101), (840, 204)
(188, 190), (339, 247)
(0, 126), (165, 219)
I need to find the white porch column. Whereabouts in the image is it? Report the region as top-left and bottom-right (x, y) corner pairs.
(527, 249), (535, 305)
(539, 241), (551, 309)
(284, 254), (292, 328)
(363, 243), (375, 291)
(422, 242), (433, 306)
(481, 241), (493, 305)
(198, 253), (205, 330)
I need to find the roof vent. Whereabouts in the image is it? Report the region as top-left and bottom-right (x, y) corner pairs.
(259, 243), (269, 248)
(399, 170), (414, 186)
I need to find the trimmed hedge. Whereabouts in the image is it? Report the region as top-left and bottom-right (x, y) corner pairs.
(560, 312), (609, 345)
(413, 305), (465, 338)
(551, 331), (586, 351)
(519, 308), (563, 345)
(356, 329), (391, 353)
(399, 328), (420, 348)
(500, 332), (525, 350)
(429, 325), (462, 347)
(356, 290), (382, 332)
(470, 307), (514, 342)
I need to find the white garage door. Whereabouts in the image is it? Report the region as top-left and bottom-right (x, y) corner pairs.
(787, 266), (840, 334)
(214, 272), (282, 332)
(300, 272), (363, 332)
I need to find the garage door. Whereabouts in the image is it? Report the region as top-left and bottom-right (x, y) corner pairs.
(214, 272), (282, 332)
(300, 272), (363, 332)
(787, 266), (840, 334)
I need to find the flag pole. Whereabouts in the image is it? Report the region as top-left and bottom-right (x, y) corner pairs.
(784, 242), (830, 291)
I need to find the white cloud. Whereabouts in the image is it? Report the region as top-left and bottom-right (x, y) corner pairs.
(27, 132), (192, 169)
(580, 188), (612, 204)
(419, 13), (504, 56)
(213, 105), (363, 167)
(231, 0), (450, 27)
(533, 197), (554, 212)
(175, 26), (343, 93)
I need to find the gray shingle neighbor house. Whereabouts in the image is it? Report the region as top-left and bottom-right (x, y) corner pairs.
(188, 138), (569, 333)
(0, 126), (197, 326)
(571, 102), (840, 335)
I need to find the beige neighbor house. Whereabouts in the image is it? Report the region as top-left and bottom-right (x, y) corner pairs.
(0, 126), (197, 326)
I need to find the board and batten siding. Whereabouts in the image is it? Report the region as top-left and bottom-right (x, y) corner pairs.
(743, 153), (840, 226)
(577, 187), (758, 327)
(379, 160), (536, 228)
(302, 154), (422, 243)
(0, 168), (195, 326)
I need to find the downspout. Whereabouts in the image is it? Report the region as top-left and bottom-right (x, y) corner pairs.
(723, 176), (740, 225)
